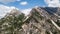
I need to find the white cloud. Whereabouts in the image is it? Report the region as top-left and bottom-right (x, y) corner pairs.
(21, 8), (32, 16)
(0, 5), (17, 18)
(0, 0), (20, 4)
(20, 1), (28, 5)
(0, 4), (31, 18)
(44, 0), (60, 7)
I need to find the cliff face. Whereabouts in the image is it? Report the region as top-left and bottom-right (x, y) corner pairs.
(21, 7), (60, 34)
(0, 7), (60, 34)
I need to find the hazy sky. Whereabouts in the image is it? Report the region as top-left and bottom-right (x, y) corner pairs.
(0, 0), (46, 9)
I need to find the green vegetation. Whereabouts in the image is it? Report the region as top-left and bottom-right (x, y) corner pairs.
(0, 13), (25, 34)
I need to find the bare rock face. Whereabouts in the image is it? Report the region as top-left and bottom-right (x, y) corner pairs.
(21, 7), (60, 34)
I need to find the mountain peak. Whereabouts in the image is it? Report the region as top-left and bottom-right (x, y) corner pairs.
(9, 9), (20, 15)
(5, 8), (21, 17)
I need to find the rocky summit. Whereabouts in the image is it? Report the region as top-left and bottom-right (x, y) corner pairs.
(0, 7), (60, 34)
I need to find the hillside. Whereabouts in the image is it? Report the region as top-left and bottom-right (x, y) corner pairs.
(0, 7), (60, 34)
